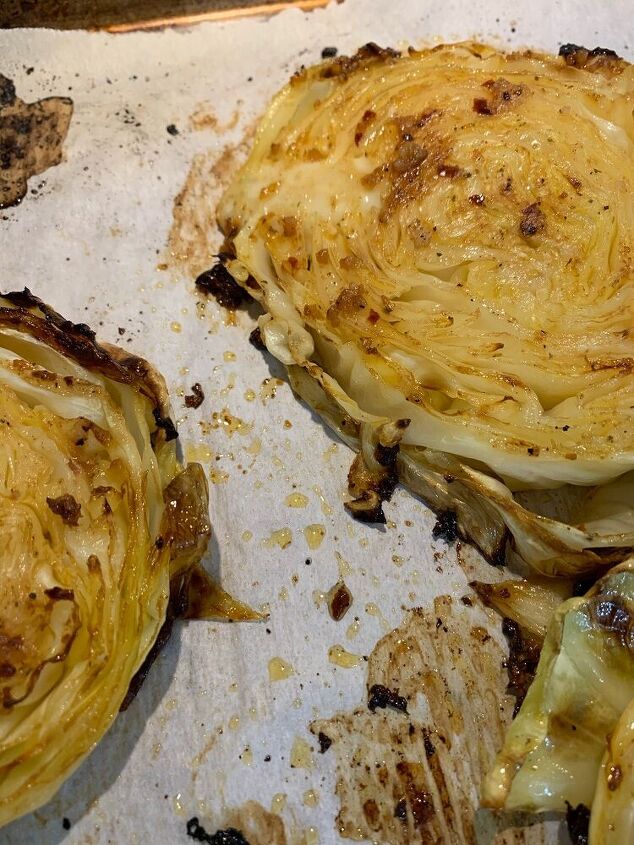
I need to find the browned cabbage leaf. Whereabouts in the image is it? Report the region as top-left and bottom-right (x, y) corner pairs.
(218, 42), (634, 578)
(0, 290), (253, 826)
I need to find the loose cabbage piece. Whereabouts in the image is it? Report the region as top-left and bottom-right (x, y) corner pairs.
(218, 42), (634, 575)
(0, 290), (230, 826)
(481, 560), (634, 820)
(590, 696), (634, 844)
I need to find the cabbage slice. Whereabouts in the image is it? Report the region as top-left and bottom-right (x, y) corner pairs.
(482, 561), (634, 817)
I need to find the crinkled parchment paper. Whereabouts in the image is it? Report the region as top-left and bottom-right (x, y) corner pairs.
(0, 1), (631, 843)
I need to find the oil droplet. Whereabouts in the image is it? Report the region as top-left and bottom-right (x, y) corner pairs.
(241, 746), (253, 765)
(246, 437), (261, 456)
(179, 366), (190, 376)
(346, 617), (361, 640)
(184, 443), (213, 463)
(211, 408), (252, 437)
(260, 377), (284, 403)
(286, 492), (308, 508)
(228, 682), (238, 693)
(152, 742), (162, 759)
(328, 644), (362, 669)
(292, 697), (302, 709)
(283, 419), (293, 429)
(278, 586), (289, 601)
(270, 793), (287, 814)
(304, 524), (326, 550)
(268, 657), (295, 681)
(322, 443), (338, 462)
(248, 706), (257, 720)
(208, 467), (229, 484)
(304, 827), (319, 845)
(335, 551), (353, 578)
(303, 789), (320, 808)
(272, 455), (284, 469)
(229, 715), (240, 730)
(392, 554), (404, 567)
(219, 373), (236, 396)
(241, 530), (253, 542)
(223, 350), (237, 362)
(290, 736), (314, 770)
(244, 388), (256, 402)
(312, 486), (333, 516)
(173, 793), (185, 816)
(312, 590), (326, 609)
(170, 321), (182, 333)
(365, 603), (392, 633)
(263, 528), (292, 550)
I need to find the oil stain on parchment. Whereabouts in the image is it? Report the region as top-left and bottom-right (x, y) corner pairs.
(167, 126), (255, 278)
(311, 596), (547, 845)
(191, 800), (318, 845)
(0, 75), (73, 209)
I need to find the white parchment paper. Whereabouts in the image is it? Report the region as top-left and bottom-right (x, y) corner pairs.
(0, 1), (631, 842)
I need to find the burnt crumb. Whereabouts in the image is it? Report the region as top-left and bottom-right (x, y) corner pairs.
(328, 581), (353, 621)
(195, 263), (247, 310)
(431, 510), (458, 543)
(46, 494), (81, 526)
(460, 595), (473, 606)
(321, 46), (338, 59)
(184, 382), (205, 409)
(152, 409), (178, 441)
(559, 44), (623, 73)
(469, 193), (485, 205)
(317, 731), (332, 753)
(62, 818), (71, 831)
(166, 123), (179, 136)
(248, 325), (266, 351)
(565, 802), (590, 845)
(501, 617), (541, 716)
(474, 77), (525, 116)
(186, 818), (251, 845)
(44, 586), (74, 601)
(394, 797), (407, 821)
(520, 202), (545, 237)
(263, 754), (271, 762)
(368, 683), (408, 714)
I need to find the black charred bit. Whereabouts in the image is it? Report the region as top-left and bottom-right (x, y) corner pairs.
(502, 617), (541, 716)
(186, 818), (251, 845)
(120, 576), (189, 710)
(317, 731), (332, 753)
(184, 382), (205, 409)
(432, 510), (458, 543)
(152, 409), (178, 441)
(248, 325), (266, 351)
(46, 494), (81, 527)
(394, 798), (407, 821)
(565, 802), (590, 845)
(195, 263), (247, 309)
(321, 46), (338, 59)
(368, 683), (408, 714)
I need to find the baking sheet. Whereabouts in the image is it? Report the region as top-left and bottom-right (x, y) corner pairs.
(0, 1), (631, 843)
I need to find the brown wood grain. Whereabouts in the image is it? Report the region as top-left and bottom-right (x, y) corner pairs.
(0, 0), (329, 30)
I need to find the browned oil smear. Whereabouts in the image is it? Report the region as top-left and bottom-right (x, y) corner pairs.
(312, 596), (546, 844)
(207, 800), (317, 845)
(167, 126), (255, 278)
(0, 75), (73, 209)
